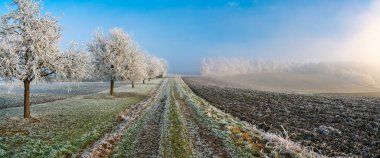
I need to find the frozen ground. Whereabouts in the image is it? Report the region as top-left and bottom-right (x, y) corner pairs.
(0, 81), (128, 109)
(0, 77), (324, 157)
(82, 77), (319, 158)
(0, 79), (161, 157)
(183, 77), (380, 157)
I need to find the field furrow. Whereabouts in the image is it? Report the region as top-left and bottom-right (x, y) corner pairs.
(183, 76), (380, 157)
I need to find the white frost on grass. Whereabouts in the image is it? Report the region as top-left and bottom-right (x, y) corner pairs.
(98, 79), (163, 95)
(0, 81), (130, 109)
(81, 78), (166, 158)
(0, 78), (162, 158)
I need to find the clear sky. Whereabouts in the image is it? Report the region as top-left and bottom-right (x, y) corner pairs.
(0, 0), (377, 74)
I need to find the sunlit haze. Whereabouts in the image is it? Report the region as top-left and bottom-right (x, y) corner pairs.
(1, 0), (379, 74)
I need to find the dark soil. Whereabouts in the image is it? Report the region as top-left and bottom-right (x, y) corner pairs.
(183, 77), (380, 158)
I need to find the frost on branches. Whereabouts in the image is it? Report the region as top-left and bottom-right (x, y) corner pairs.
(145, 55), (165, 81)
(0, 0), (168, 118)
(123, 50), (146, 88)
(88, 28), (136, 94)
(60, 42), (93, 82)
(141, 53), (150, 84)
(0, 0), (90, 118)
(88, 27), (168, 91)
(159, 58), (168, 77)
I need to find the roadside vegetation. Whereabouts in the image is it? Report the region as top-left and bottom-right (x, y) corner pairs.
(0, 0), (168, 157)
(0, 0), (167, 119)
(159, 82), (193, 157)
(0, 80), (161, 157)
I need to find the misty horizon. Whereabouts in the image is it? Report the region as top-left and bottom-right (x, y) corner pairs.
(1, 0), (379, 74)
(1, 1), (379, 157)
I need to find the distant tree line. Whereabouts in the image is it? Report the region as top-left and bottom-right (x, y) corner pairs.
(201, 57), (380, 87)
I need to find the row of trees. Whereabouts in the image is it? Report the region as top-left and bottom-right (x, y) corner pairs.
(0, 0), (167, 118)
(88, 28), (167, 95)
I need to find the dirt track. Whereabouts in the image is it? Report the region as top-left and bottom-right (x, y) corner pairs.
(173, 81), (232, 157)
(183, 77), (380, 157)
(87, 78), (234, 157)
(129, 96), (165, 157)
(81, 77), (326, 157)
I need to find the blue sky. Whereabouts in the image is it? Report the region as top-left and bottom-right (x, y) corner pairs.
(0, 0), (374, 74)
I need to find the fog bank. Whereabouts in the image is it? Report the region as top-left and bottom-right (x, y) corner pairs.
(201, 57), (380, 88)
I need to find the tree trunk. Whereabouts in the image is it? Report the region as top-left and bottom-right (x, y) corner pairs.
(149, 78), (151, 82)
(132, 81), (135, 88)
(143, 80), (145, 84)
(110, 79), (115, 96)
(23, 79), (31, 118)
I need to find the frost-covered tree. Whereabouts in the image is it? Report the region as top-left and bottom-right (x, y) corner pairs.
(88, 28), (136, 95)
(140, 53), (150, 84)
(144, 56), (168, 80)
(0, 0), (89, 118)
(60, 42), (93, 81)
(158, 58), (168, 78)
(123, 49), (145, 88)
(146, 56), (161, 80)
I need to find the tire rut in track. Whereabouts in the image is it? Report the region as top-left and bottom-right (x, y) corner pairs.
(114, 78), (232, 157)
(173, 82), (232, 158)
(80, 79), (167, 158)
(130, 95), (166, 158)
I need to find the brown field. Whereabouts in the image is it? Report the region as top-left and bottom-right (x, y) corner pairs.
(183, 76), (380, 157)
